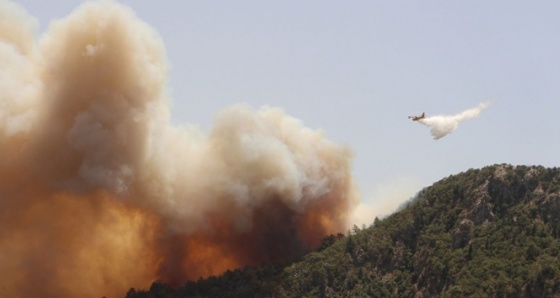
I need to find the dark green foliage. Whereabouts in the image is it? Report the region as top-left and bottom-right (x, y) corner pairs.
(124, 164), (560, 298)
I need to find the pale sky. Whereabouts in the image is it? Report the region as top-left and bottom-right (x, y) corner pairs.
(15, 0), (560, 217)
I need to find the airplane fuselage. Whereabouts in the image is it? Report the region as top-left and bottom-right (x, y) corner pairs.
(408, 112), (425, 121)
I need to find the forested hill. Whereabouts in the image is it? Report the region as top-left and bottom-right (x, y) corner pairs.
(124, 164), (560, 297)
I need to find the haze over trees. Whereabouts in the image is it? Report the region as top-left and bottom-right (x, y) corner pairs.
(124, 164), (560, 297)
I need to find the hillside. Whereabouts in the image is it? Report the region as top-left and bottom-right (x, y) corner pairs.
(124, 164), (560, 297)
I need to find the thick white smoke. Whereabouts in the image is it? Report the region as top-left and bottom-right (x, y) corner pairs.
(0, 1), (359, 297)
(418, 102), (491, 140)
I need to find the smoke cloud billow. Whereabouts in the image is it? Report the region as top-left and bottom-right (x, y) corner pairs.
(0, 1), (359, 297)
(418, 101), (491, 139)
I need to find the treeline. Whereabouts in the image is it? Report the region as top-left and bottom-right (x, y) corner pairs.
(124, 164), (560, 297)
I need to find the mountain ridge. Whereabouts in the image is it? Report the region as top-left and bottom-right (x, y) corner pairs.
(124, 164), (560, 297)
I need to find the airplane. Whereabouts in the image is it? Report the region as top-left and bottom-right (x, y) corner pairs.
(408, 112), (425, 121)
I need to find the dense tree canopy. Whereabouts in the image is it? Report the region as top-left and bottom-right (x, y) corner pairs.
(124, 164), (560, 297)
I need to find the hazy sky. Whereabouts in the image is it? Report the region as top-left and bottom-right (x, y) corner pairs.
(15, 0), (560, 216)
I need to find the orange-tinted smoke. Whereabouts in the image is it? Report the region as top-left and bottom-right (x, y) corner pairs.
(0, 1), (359, 297)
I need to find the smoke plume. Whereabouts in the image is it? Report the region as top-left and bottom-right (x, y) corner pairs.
(418, 101), (491, 139)
(0, 1), (359, 297)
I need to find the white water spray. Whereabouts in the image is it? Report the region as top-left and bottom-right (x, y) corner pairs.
(418, 102), (491, 140)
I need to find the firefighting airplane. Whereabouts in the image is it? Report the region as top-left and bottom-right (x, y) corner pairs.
(408, 112), (426, 121)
